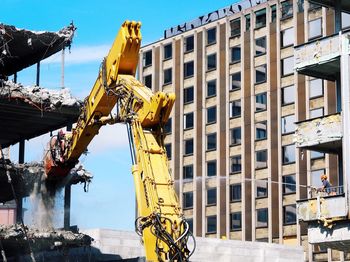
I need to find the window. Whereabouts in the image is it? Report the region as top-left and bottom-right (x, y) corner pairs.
(143, 50), (152, 67)
(207, 53), (217, 71)
(298, 0), (304, 12)
(309, 18), (322, 40)
(187, 218), (193, 232)
(310, 107), (324, 118)
(164, 118), (172, 134)
(207, 215), (217, 233)
(207, 106), (217, 124)
(255, 9), (266, 28)
(230, 46), (241, 63)
(207, 79), (216, 98)
(230, 127), (241, 146)
(309, 78), (324, 98)
(245, 14), (251, 31)
(163, 68), (172, 85)
(256, 208), (268, 228)
(183, 192), (193, 209)
(230, 18), (241, 37)
(271, 5), (277, 22)
(256, 150), (267, 169)
(206, 133), (216, 151)
(207, 160), (217, 177)
(207, 28), (216, 45)
(165, 144), (171, 159)
(255, 65), (267, 84)
(311, 150), (325, 160)
(311, 169), (325, 188)
(283, 205), (296, 225)
(184, 35), (194, 52)
(207, 188), (216, 205)
(283, 174), (296, 194)
(256, 179), (268, 198)
(281, 0), (293, 19)
(230, 72), (241, 91)
(184, 86), (194, 104)
(282, 56), (294, 76)
(230, 212), (242, 231)
(255, 37), (266, 56)
(282, 144), (296, 164)
(282, 85), (295, 105)
(184, 139), (194, 155)
(255, 92), (267, 112)
(342, 12), (350, 29)
(143, 74), (152, 89)
(230, 184), (241, 202)
(281, 114), (295, 134)
(184, 61), (194, 78)
(281, 27), (294, 47)
(183, 165), (193, 180)
(230, 100), (241, 118)
(163, 43), (172, 60)
(256, 121), (267, 140)
(184, 112), (194, 129)
(230, 155), (242, 173)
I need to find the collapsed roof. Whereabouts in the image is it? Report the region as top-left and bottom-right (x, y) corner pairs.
(0, 23), (76, 78)
(0, 159), (92, 203)
(0, 80), (82, 148)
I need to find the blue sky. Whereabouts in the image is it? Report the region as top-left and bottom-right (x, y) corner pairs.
(2, 0), (239, 230)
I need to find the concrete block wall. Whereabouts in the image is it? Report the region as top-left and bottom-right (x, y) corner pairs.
(82, 229), (304, 261)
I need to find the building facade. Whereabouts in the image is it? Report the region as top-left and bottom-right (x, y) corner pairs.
(138, 0), (350, 260)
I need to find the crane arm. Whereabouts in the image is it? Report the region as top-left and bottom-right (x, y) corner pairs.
(44, 21), (194, 261)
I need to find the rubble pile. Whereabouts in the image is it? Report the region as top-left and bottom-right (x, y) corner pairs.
(0, 80), (82, 112)
(0, 224), (92, 256)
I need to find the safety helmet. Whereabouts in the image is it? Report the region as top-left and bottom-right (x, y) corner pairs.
(321, 174), (327, 180)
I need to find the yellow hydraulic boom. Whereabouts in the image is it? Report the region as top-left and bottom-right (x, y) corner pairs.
(44, 21), (194, 261)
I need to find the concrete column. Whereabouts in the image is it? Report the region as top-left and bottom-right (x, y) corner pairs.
(36, 62), (40, 86)
(64, 185), (71, 230)
(16, 139), (25, 223)
(340, 34), (350, 213)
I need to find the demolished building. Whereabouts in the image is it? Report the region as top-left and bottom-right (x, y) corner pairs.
(0, 23), (95, 261)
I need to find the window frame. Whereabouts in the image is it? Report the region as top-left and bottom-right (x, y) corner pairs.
(281, 85), (295, 106)
(143, 50), (152, 67)
(230, 72), (241, 91)
(184, 138), (194, 156)
(255, 8), (267, 29)
(283, 204), (297, 225)
(183, 112), (194, 130)
(255, 36), (266, 57)
(255, 92), (267, 113)
(183, 191), (193, 209)
(207, 160), (217, 177)
(230, 212), (242, 231)
(207, 106), (217, 124)
(206, 188), (217, 206)
(163, 43), (172, 60)
(308, 18), (322, 40)
(256, 208), (268, 228)
(206, 215), (217, 234)
(184, 61), (194, 79)
(183, 86), (194, 104)
(229, 100), (241, 118)
(255, 149), (268, 169)
(255, 64), (267, 84)
(255, 121), (267, 141)
(281, 56), (294, 77)
(230, 127), (241, 146)
(206, 133), (217, 152)
(230, 18), (241, 37)
(281, 114), (295, 135)
(282, 174), (296, 195)
(230, 155), (242, 174)
(256, 179), (268, 199)
(206, 27), (217, 46)
(207, 53), (217, 71)
(183, 165), (194, 180)
(184, 35), (194, 53)
(206, 79), (217, 98)
(230, 46), (241, 64)
(229, 184), (242, 202)
(163, 68), (172, 85)
(282, 144), (296, 165)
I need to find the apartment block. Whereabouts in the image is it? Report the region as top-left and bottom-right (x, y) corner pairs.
(138, 0), (350, 260)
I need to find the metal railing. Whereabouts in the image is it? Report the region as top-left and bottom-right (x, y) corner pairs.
(308, 185), (344, 198)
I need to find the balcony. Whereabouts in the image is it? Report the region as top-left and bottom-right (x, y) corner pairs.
(309, 0), (350, 13)
(294, 113), (342, 154)
(294, 33), (342, 80)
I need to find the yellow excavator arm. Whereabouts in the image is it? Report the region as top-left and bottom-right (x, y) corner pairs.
(43, 21), (195, 261)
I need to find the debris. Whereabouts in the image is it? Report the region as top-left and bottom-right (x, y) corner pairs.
(0, 224), (92, 256)
(0, 80), (82, 111)
(0, 159), (92, 203)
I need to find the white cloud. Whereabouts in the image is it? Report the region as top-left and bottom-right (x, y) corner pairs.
(87, 124), (129, 154)
(42, 44), (110, 65)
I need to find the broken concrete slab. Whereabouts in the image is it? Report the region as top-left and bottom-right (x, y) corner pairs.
(0, 160), (92, 203)
(0, 80), (82, 148)
(0, 224), (92, 257)
(0, 23), (76, 78)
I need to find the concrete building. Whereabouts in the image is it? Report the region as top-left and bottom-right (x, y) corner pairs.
(138, 0), (350, 260)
